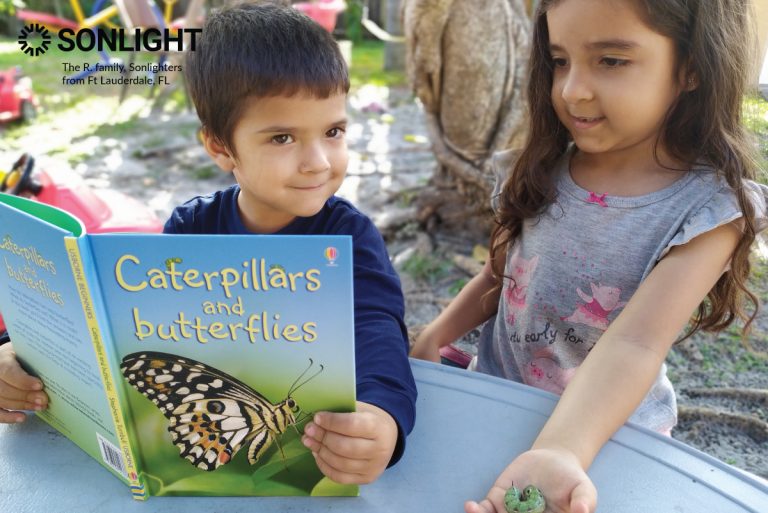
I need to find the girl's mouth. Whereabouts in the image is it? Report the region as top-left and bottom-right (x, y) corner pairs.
(571, 115), (605, 129)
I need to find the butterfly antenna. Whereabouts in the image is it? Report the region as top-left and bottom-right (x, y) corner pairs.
(287, 360), (325, 396)
(287, 358), (315, 395)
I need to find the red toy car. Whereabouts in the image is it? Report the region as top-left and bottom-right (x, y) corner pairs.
(0, 67), (37, 123)
(0, 153), (164, 332)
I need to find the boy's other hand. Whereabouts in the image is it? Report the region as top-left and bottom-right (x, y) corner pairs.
(302, 401), (398, 485)
(0, 343), (48, 423)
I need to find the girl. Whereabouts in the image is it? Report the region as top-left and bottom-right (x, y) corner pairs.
(411, 0), (767, 512)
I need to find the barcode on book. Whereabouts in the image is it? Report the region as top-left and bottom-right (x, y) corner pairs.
(96, 432), (127, 478)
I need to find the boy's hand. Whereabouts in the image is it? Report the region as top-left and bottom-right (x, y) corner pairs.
(302, 401), (398, 485)
(0, 343), (48, 423)
(464, 448), (596, 513)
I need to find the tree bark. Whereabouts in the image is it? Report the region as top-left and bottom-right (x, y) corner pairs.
(383, 0), (406, 71)
(403, 0), (531, 236)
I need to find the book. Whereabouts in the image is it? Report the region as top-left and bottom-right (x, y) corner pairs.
(0, 192), (357, 499)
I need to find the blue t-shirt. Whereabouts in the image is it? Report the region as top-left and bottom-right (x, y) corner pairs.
(164, 185), (417, 465)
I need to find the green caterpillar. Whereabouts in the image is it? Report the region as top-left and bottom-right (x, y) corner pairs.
(504, 485), (546, 513)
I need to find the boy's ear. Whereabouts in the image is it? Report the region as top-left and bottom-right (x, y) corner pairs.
(201, 130), (236, 172)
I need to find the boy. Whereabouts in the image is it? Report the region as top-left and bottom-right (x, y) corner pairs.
(0, 3), (416, 485)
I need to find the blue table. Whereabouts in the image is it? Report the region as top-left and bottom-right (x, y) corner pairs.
(1, 359), (766, 512)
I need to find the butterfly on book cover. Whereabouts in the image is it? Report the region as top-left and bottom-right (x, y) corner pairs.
(120, 351), (322, 471)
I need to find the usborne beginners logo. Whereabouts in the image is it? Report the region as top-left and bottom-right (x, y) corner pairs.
(18, 24), (52, 56)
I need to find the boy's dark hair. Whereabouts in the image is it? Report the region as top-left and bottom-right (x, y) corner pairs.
(185, 2), (350, 154)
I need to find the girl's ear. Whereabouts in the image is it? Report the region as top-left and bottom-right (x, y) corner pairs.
(680, 65), (699, 92)
(201, 130), (237, 172)
(684, 74), (699, 92)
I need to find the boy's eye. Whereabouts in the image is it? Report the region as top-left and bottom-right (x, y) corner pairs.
(272, 134), (294, 145)
(326, 127), (346, 138)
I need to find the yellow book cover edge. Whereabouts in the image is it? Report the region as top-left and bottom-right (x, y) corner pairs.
(64, 237), (147, 500)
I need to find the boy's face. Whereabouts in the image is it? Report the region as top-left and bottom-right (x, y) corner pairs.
(204, 93), (348, 233)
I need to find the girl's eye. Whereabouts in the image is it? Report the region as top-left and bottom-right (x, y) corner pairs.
(327, 127), (346, 138)
(551, 57), (567, 67)
(601, 57), (628, 67)
(272, 134), (294, 145)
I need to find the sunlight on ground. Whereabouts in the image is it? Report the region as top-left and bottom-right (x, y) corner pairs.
(0, 42), (17, 54)
(337, 85), (397, 205)
(0, 95), (152, 158)
(757, 236), (768, 261)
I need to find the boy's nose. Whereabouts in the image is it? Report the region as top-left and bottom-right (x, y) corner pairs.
(299, 143), (331, 174)
(559, 68), (594, 104)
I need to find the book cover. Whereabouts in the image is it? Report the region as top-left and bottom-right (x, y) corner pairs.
(0, 193), (358, 498)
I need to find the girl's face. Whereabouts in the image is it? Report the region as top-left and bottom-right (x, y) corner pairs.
(548, 0), (685, 168)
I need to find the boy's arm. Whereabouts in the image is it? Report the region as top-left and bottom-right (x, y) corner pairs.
(411, 251), (504, 362)
(346, 219), (416, 467)
(466, 222), (741, 513)
(305, 215), (415, 484)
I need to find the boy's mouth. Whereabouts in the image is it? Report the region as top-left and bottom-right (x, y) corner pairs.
(292, 183), (325, 191)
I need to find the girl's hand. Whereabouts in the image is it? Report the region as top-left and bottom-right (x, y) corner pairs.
(301, 401), (399, 485)
(464, 448), (597, 513)
(0, 343), (48, 423)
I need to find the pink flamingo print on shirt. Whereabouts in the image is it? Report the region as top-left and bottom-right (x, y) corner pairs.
(504, 254), (539, 325)
(561, 282), (627, 330)
(523, 347), (578, 395)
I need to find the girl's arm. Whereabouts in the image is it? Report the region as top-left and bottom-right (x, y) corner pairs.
(535, 221), (739, 467)
(411, 249), (505, 362)
(466, 221), (741, 513)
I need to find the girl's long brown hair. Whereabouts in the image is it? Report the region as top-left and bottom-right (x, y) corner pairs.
(490, 0), (762, 339)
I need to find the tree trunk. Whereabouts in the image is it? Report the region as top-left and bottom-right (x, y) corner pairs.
(403, 0), (531, 236)
(383, 0), (405, 71)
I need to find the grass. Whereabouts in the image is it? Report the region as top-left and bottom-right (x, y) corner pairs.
(744, 94), (768, 170)
(402, 253), (452, 285)
(348, 40), (406, 89)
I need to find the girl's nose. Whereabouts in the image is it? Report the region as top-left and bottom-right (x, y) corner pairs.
(559, 67), (594, 104)
(299, 142), (331, 174)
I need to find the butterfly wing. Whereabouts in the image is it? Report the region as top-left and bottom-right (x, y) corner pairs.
(120, 351), (279, 471)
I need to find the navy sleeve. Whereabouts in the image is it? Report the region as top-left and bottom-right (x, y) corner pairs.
(163, 209), (184, 234)
(163, 187), (238, 235)
(342, 215), (417, 467)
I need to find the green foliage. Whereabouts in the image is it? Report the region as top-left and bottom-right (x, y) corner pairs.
(743, 94), (768, 172)
(402, 253), (451, 285)
(349, 40), (406, 88)
(0, 0), (24, 16)
(344, 0), (364, 45)
(449, 277), (469, 296)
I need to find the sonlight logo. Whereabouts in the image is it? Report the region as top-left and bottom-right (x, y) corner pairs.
(18, 26), (201, 56)
(18, 24), (52, 56)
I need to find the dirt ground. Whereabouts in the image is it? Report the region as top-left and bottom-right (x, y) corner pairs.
(1, 84), (766, 481)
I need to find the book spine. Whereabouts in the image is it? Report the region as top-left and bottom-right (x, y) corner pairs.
(64, 238), (147, 500)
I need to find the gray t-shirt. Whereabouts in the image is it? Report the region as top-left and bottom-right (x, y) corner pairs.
(475, 148), (767, 433)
